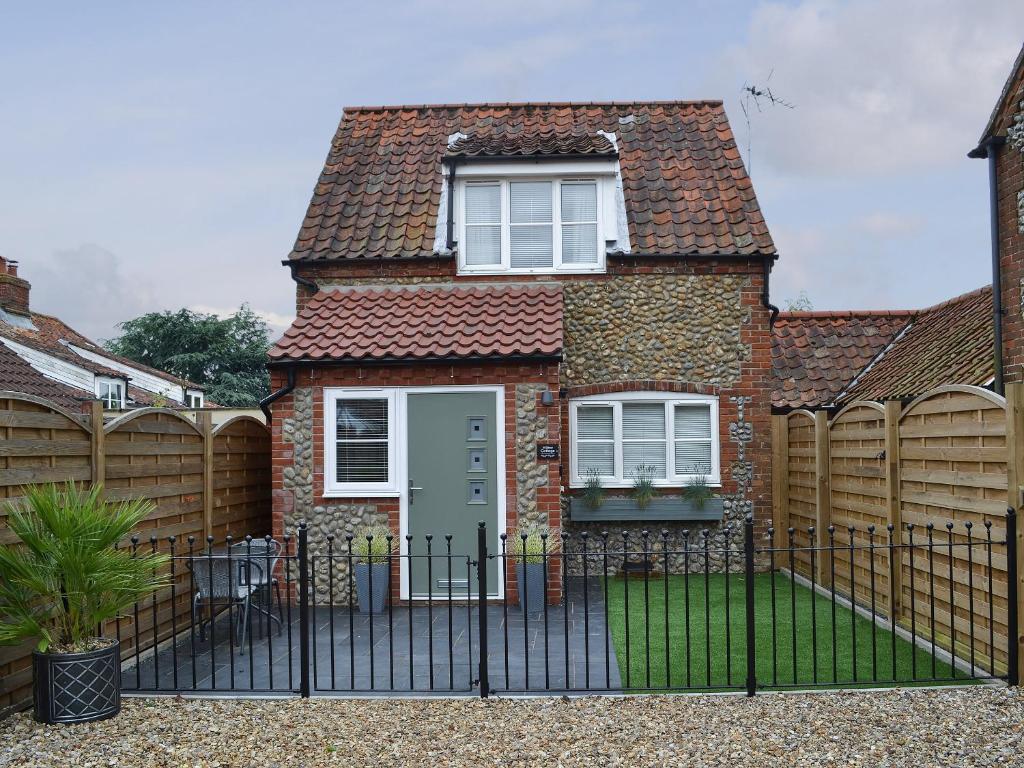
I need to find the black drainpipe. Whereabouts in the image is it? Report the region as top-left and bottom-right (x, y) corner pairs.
(762, 255), (781, 327)
(445, 158), (457, 251)
(971, 136), (1007, 395)
(289, 262), (318, 293)
(259, 366), (295, 422)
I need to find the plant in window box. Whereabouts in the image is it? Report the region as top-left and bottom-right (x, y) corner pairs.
(351, 525), (393, 614)
(630, 464), (658, 510)
(682, 466), (714, 510)
(506, 526), (561, 614)
(581, 467), (605, 510)
(0, 483), (167, 723)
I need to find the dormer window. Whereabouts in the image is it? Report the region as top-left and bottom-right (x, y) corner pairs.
(96, 378), (125, 410)
(460, 177), (606, 274)
(186, 390), (204, 408)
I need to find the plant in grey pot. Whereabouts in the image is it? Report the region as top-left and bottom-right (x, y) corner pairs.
(0, 483), (167, 724)
(507, 526), (560, 614)
(352, 526), (392, 614)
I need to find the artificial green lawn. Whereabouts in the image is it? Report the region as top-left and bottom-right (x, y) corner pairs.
(605, 573), (967, 691)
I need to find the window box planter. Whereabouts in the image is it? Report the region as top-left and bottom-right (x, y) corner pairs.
(567, 496), (725, 523)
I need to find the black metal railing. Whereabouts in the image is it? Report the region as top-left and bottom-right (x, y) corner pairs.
(120, 510), (1019, 697)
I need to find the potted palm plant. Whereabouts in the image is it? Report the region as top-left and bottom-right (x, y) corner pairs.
(352, 525), (392, 614)
(507, 526), (560, 614)
(0, 483), (167, 724)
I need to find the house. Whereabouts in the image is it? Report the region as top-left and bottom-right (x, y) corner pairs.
(772, 285), (993, 411)
(0, 255), (207, 413)
(970, 44), (1024, 394)
(265, 102), (777, 596)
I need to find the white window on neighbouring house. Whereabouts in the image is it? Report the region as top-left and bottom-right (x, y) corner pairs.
(324, 389), (398, 495)
(569, 393), (720, 487)
(458, 176), (605, 274)
(186, 390), (204, 408)
(96, 378), (125, 410)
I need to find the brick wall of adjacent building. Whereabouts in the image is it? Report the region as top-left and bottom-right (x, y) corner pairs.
(995, 69), (1024, 383)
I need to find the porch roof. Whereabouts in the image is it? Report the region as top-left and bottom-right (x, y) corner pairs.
(268, 283), (563, 364)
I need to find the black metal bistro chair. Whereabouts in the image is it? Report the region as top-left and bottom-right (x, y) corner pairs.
(230, 539), (284, 635)
(187, 555), (264, 655)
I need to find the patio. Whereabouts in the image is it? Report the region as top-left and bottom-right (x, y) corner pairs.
(124, 576), (622, 695)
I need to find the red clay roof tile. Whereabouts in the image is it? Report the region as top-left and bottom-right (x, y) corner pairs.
(269, 284), (563, 363)
(290, 102), (775, 260)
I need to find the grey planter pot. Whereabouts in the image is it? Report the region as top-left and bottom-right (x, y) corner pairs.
(516, 562), (546, 614)
(354, 562), (389, 614)
(33, 640), (120, 724)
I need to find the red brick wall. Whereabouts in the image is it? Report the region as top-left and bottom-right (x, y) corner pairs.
(995, 75), (1024, 381)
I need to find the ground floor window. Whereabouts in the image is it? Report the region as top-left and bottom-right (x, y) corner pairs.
(324, 388), (398, 494)
(569, 393), (719, 487)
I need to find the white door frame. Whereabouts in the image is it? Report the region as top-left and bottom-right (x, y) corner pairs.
(398, 385), (506, 600)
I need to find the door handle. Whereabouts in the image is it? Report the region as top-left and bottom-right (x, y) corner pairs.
(409, 478), (424, 504)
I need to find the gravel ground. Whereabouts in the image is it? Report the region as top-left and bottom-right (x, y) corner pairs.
(2, 687), (1022, 767)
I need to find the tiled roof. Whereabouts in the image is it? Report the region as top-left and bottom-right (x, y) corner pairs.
(840, 286), (993, 403)
(772, 311), (912, 410)
(0, 343), (90, 410)
(269, 284), (563, 363)
(291, 101), (775, 261)
(446, 131), (616, 158)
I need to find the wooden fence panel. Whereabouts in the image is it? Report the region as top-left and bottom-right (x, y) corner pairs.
(212, 416), (272, 541)
(828, 403), (891, 613)
(0, 393), (93, 718)
(897, 386), (1009, 672)
(0, 394), (272, 717)
(785, 410), (817, 578)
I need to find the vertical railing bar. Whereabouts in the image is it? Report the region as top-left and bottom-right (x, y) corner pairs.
(465, 555), (473, 690)
(808, 526), (817, 685)
(829, 525), (838, 684)
(868, 526), (878, 683)
(703, 529), (711, 688)
(131, 537), (141, 689)
(767, 527), (777, 688)
(297, 522), (310, 698)
(642, 529), (651, 690)
(623, 531), (631, 689)
(683, 530), (692, 689)
(225, 536), (235, 690)
(1005, 508), (1018, 686)
(541, 533), (550, 690)
(406, 535), (414, 691)
(787, 527), (796, 686)
(188, 536), (197, 690)
(522, 531), (530, 690)
(426, 534), (434, 692)
(168, 537), (179, 691)
(327, 535), (336, 688)
(265, 535), (276, 691)
(602, 531), (610, 690)
(562, 533), (570, 691)
(908, 524), (917, 682)
(244, 537), (254, 686)
(582, 533), (591, 690)
(500, 534), (509, 691)
(744, 513), (756, 697)
(366, 534), (376, 692)
(446, 535), (454, 691)
(887, 524), (897, 682)
(149, 536), (161, 690)
(661, 530), (670, 690)
(477, 522), (489, 699)
(966, 522), (976, 677)
(847, 526), (857, 684)
(724, 525), (733, 687)
(927, 524), (937, 680)
(386, 534), (395, 691)
(984, 521), (995, 677)
(205, 535), (216, 691)
(283, 533), (293, 692)
(946, 522), (957, 680)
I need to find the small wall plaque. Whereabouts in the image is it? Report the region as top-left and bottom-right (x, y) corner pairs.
(537, 444), (559, 460)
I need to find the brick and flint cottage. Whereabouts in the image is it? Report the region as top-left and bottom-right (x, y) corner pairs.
(266, 102), (778, 600)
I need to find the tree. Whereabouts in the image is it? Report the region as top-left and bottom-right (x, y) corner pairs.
(105, 305), (271, 407)
(784, 291), (814, 312)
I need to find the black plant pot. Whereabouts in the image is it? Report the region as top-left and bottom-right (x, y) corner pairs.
(33, 640), (121, 724)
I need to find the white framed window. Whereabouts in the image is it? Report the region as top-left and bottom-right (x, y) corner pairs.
(324, 388), (398, 495)
(569, 393), (720, 487)
(96, 377), (125, 410)
(458, 176), (606, 274)
(186, 390), (204, 408)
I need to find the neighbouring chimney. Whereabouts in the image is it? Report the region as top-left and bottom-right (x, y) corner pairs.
(0, 256), (31, 316)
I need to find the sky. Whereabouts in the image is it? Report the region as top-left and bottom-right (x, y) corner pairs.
(1, 1), (1022, 342)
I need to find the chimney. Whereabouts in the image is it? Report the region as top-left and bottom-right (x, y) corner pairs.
(0, 256), (31, 316)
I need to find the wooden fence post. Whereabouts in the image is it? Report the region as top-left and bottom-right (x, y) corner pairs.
(771, 414), (789, 534)
(883, 400), (902, 618)
(197, 411), (214, 540)
(1005, 382), (1024, 670)
(89, 400), (105, 496)
(814, 409), (831, 584)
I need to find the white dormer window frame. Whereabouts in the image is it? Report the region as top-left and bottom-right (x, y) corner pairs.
(185, 390), (204, 408)
(96, 377), (126, 410)
(455, 161), (617, 275)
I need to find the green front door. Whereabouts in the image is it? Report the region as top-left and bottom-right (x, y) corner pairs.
(407, 391), (500, 598)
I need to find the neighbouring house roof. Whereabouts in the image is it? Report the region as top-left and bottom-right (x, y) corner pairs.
(771, 286), (994, 410)
(840, 286), (993, 403)
(771, 311), (913, 410)
(0, 343), (89, 410)
(269, 284), (563, 363)
(290, 101), (776, 261)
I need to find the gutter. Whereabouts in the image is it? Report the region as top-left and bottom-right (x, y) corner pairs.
(762, 255), (781, 328)
(969, 136), (1007, 395)
(288, 262), (319, 292)
(259, 366), (295, 422)
(266, 353), (563, 369)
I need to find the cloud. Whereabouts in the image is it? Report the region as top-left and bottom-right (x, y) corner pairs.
(189, 304), (294, 337)
(27, 244), (159, 343)
(714, 0), (1024, 176)
(856, 212), (926, 238)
